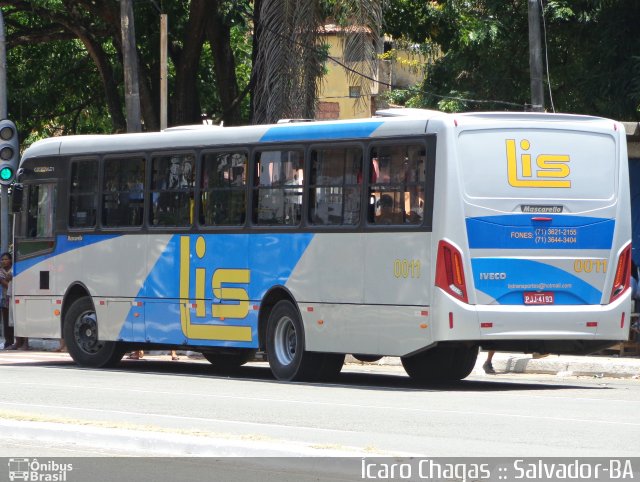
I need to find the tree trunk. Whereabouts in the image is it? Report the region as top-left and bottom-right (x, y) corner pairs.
(138, 61), (159, 131)
(57, 20), (126, 133)
(172, 0), (207, 126)
(250, 0), (262, 124)
(206, 0), (242, 126)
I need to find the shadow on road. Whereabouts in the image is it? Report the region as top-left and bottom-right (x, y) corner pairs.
(10, 355), (610, 393)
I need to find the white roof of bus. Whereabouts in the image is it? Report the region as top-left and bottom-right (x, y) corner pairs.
(21, 109), (619, 161)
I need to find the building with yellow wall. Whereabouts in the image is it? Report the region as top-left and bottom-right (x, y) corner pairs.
(316, 25), (426, 120)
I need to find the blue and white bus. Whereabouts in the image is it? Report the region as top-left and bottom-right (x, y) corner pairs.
(11, 109), (632, 381)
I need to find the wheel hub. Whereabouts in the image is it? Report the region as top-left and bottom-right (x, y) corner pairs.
(274, 316), (296, 365)
(74, 311), (100, 354)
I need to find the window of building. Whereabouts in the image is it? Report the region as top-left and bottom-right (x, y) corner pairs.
(309, 147), (362, 226)
(102, 157), (146, 227)
(200, 151), (247, 226)
(368, 144), (426, 226)
(150, 153), (195, 227)
(69, 159), (98, 228)
(253, 149), (304, 226)
(349, 86), (362, 98)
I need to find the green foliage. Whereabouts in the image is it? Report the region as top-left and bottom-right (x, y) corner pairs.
(4, 0), (253, 145)
(4, 0), (640, 147)
(9, 38), (112, 144)
(382, 0), (640, 120)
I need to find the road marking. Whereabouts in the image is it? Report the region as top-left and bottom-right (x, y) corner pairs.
(0, 400), (363, 435)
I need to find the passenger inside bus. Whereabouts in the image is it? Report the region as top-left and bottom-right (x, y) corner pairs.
(375, 194), (403, 225)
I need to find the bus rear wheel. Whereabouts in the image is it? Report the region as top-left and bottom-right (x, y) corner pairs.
(401, 344), (478, 382)
(202, 350), (255, 371)
(316, 353), (345, 381)
(63, 296), (125, 368)
(353, 354), (383, 363)
(266, 300), (321, 381)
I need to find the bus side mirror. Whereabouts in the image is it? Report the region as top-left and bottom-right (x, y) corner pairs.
(11, 183), (23, 213)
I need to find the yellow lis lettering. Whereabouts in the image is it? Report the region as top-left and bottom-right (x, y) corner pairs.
(506, 139), (571, 188)
(179, 235), (252, 341)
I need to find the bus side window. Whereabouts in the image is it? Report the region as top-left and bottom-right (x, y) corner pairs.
(150, 154), (195, 227)
(368, 144), (425, 226)
(27, 184), (56, 238)
(69, 159), (98, 228)
(308, 146), (362, 226)
(253, 149), (304, 226)
(200, 151), (247, 226)
(102, 157), (145, 228)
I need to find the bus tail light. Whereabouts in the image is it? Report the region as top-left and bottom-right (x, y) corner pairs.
(610, 244), (631, 303)
(435, 240), (468, 303)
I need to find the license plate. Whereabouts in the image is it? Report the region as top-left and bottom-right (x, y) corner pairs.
(524, 292), (554, 305)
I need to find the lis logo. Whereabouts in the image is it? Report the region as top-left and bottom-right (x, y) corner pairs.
(179, 235), (252, 342)
(506, 139), (571, 188)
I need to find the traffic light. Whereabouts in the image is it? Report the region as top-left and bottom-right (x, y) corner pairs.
(0, 119), (19, 185)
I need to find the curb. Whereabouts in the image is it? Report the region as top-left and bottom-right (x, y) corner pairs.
(345, 353), (640, 379)
(483, 353), (640, 379)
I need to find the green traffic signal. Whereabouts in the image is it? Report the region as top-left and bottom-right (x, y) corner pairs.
(0, 120), (19, 185)
(0, 166), (13, 182)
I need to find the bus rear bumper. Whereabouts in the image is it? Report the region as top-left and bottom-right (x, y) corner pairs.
(436, 290), (631, 343)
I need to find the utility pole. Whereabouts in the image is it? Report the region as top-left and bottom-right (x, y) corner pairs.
(0, 9), (9, 253)
(528, 0), (544, 112)
(121, 0), (142, 132)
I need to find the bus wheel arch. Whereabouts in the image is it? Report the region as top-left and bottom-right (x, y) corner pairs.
(258, 286), (297, 352)
(61, 283), (92, 337)
(259, 288), (342, 381)
(63, 295), (125, 368)
(265, 298), (321, 381)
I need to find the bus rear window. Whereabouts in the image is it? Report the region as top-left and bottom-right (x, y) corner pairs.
(459, 130), (616, 200)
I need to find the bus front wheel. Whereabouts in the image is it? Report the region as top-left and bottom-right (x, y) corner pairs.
(266, 300), (321, 381)
(63, 296), (125, 368)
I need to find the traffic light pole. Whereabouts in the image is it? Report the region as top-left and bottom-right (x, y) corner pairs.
(0, 9), (9, 254)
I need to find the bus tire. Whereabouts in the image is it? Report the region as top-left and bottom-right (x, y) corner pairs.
(402, 344), (476, 382)
(353, 354), (383, 363)
(316, 353), (345, 381)
(266, 300), (320, 381)
(203, 350), (255, 371)
(447, 345), (479, 380)
(63, 296), (125, 368)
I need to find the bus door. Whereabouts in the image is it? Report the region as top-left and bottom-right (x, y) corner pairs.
(14, 182), (59, 337)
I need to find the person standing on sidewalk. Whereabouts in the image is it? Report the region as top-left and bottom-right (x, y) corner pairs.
(0, 252), (14, 349)
(2, 252), (28, 351)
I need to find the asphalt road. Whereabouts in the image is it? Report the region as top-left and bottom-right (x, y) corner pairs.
(0, 351), (638, 458)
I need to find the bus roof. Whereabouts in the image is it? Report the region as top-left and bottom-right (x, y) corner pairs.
(21, 109), (619, 162)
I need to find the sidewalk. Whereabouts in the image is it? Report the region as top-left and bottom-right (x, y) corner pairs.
(8, 338), (640, 379)
(347, 351), (640, 379)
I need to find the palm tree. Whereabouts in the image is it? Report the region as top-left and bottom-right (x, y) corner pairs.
(251, 0), (382, 124)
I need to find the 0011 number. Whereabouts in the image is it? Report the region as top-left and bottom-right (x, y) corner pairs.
(394, 259), (421, 279)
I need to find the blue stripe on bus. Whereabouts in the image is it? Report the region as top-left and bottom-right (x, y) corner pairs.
(259, 121), (384, 142)
(120, 233), (315, 348)
(472, 258), (602, 305)
(14, 234), (122, 275)
(466, 215), (614, 250)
